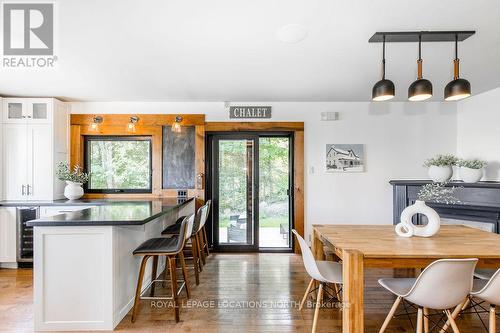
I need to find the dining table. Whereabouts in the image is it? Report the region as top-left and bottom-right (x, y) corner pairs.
(311, 224), (500, 333)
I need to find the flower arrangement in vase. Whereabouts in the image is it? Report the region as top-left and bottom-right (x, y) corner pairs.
(457, 159), (487, 183)
(423, 154), (458, 183)
(56, 162), (89, 200)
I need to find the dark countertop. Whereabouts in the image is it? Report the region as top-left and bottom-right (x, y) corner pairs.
(26, 197), (193, 227)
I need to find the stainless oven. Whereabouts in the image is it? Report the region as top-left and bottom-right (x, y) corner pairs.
(16, 207), (39, 263)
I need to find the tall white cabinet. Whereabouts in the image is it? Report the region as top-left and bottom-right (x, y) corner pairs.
(2, 98), (69, 201)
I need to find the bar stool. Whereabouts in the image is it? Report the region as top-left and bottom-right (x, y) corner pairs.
(201, 200), (211, 258)
(179, 203), (209, 284)
(131, 214), (194, 323)
(163, 202), (209, 284)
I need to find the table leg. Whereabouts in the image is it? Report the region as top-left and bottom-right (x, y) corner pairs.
(342, 249), (364, 333)
(312, 228), (325, 260)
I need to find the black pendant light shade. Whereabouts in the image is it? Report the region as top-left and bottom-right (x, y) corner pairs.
(408, 77), (433, 101)
(444, 35), (471, 101)
(444, 78), (470, 101)
(372, 35), (395, 101)
(372, 79), (395, 101)
(408, 36), (432, 101)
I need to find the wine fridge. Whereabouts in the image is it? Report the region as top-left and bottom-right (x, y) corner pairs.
(17, 207), (39, 264)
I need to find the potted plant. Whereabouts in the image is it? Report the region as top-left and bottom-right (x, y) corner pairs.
(56, 162), (89, 200)
(395, 182), (460, 238)
(423, 154), (458, 183)
(457, 158), (487, 183)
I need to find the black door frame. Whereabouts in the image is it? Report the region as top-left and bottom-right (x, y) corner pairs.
(206, 131), (294, 253)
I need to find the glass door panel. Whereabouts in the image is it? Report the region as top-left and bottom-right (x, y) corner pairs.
(214, 136), (258, 250)
(258, 137), (291, 248)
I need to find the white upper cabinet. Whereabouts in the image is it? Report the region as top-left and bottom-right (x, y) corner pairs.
(2, 98), (69, 201)
(3, 98), (53, 124)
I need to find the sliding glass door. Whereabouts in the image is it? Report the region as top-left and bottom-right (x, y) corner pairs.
(208, 133), (293, 251)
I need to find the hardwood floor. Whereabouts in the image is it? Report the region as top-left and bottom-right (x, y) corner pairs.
(0, 254), (495, 332)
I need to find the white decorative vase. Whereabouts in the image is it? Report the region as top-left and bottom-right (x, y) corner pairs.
(459, 167), (483, 183)
(395, 200), (441, 238)
(427, 165), (453, 183)
(64, 181), (84, 200)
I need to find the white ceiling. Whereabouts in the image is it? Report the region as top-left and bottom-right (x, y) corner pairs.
(1, 0), (500, 102)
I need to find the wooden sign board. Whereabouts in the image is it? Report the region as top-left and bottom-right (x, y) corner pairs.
(229, 106), (272, 119)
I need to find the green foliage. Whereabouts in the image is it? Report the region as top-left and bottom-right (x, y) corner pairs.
(457, 158), (487, 169)
(423, 154), (458, 167)
(218, 138), (289, 222)
(88, 140), (151, 189)
(417, 182), (460, 204)
(56, 162), (89, 184)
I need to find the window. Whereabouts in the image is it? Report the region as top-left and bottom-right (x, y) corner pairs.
(84, 136), (152, 193)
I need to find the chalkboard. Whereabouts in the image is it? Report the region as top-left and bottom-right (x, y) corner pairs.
(162, 126), (195, 189)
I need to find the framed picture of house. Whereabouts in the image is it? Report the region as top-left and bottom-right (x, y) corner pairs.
(325, 144), (364, 173)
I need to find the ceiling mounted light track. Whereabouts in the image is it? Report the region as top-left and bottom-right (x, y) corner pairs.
(408, 35), (432, 101)
(372, 35), (395, 101)
(368, 30), (475, 101)
(444, 34), (471, 101)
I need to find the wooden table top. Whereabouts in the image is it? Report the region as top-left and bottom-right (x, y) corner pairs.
(313, 225), (500, 259)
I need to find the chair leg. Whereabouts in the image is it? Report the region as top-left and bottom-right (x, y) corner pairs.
(299, 278), (315, 311)
(195, 234), (204, 271)
(490, 305), (496, 333)
(179, 251), (190, 299)
(168, 256), (180, 323)
(445, 309), (461, 333)
(423, 307), (429, 333)
(203, 226), (210, 256)
(162, 256), (169, 288)
(197, 231), (206, 265)
(188, 238), (200, 285)
(416, 307), (424, 333)
(150, 255), (158, 296)
(440, 298), (469, 333)
(312, 283), (323, 333)
(379, 296), (402, 333)
(131, 255), (149, 323)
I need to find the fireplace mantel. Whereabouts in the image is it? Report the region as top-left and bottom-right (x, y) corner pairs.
(390, 180), (500, 233)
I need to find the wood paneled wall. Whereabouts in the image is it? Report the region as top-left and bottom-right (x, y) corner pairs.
(70, 114), (205, 203)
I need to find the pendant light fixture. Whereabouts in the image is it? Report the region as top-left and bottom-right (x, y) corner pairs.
(408, 35), (433, 101)
(444, 34), (471, 101)
(372, 35), (395, 101)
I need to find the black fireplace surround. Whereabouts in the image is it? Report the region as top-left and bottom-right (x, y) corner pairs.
(390, 180), (500, 234)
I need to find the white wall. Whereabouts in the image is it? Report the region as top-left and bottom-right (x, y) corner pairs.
(71, 101), (457, 238)
(457, 87), (500, 181)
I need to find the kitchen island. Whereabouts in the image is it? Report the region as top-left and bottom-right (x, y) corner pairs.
(26, 198), (195, 331)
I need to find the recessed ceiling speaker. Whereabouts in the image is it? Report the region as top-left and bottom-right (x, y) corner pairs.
(372, 35), (395, 101)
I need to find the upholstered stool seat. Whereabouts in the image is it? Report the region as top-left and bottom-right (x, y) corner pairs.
(133, 237), (180, 255)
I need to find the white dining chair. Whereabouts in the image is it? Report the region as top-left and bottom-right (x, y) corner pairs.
(469, 269), (500, 333)
(378, 258), (478, 333)
(292, 229), (342, 333)
(475, 268), (496, 280)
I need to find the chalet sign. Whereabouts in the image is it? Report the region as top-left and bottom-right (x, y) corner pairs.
(229, 106), (272, 119)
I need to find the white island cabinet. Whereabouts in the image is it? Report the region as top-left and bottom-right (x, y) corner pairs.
(29, 199), (195, 331)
